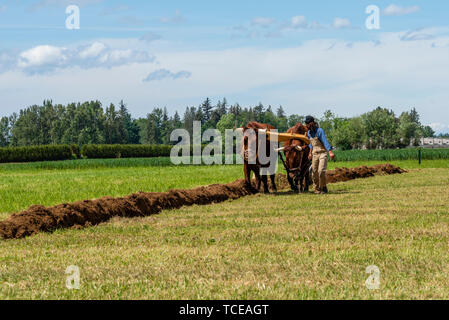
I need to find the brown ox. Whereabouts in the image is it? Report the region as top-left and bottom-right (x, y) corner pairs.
(241, 122), (278, 193)
(281, 123), (312, 193)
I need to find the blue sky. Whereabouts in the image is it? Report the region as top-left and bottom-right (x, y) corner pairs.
(0, 0), (449, 133)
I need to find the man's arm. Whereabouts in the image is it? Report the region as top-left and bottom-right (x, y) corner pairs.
(317, 128), (332, 152)
(317, 128), (335, 160)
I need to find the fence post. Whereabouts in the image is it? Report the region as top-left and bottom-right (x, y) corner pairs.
(418, 148), (422, 165)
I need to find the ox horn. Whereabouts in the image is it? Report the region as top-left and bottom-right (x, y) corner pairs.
(275, 147), (285, 152)
(296, 146), (303, 152)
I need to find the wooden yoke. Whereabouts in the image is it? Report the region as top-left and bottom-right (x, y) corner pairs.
(258, 130), (310, 145)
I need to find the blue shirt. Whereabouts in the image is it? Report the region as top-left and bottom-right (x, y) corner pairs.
(307, 128), (333, 152)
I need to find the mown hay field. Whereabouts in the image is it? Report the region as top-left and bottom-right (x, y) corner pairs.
(0, 159), (448, 299)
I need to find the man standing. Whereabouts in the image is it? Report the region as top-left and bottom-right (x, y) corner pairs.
(305, 116), (335, 194)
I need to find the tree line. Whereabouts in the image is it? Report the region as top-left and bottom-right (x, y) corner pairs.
(0, 98), (439, 150)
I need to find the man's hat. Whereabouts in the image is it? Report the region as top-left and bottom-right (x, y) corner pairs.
(305, 116), (315, 124)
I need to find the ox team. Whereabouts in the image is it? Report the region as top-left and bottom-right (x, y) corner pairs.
(241, 116), (335, 195)
(305, 116), (335, 194)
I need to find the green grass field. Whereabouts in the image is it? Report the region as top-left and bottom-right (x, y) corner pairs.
(0, 158), (449, 299)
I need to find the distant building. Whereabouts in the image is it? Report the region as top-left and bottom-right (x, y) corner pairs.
(420, 138), (449, 148)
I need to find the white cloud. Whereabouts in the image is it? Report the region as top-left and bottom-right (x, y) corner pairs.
(90, 48), (153, 68)
(18, 45), (67, 68)
(383, 4), (420, 16)
(79, 42), (106, 59)
(291, 16), (307, 28)
(251, 17), (275, 28)
(333, 18), (351, 29)
(10, 42), (155, 74)
(288, 16), (324, 30)
(232, 15), (321, 38)
(107, 49), (132, 62)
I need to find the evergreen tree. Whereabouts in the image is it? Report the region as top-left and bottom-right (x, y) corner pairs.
(253, 103), (264, 122)
(195, 106), (205, 124)
(209, 98), (228, 128)
(173, 111), (182, 128)
(105, 103), (119, 144)
(276, 106), (286, 118)
(118, 100), (139, 144)
(183, 106), (196, 138)
(201, 98), (213, 123)
(160, 107), (171, 144)
(409, 107), (420, 125)
(146, 108), (163, 144)
(229, 103), (241, 117)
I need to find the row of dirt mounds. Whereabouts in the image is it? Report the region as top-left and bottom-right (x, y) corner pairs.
(327, 163), (406, 184)
(274, 163), (406, 189)
(0, 164), (406, 240)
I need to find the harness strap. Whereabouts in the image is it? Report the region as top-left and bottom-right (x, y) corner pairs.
(278, 152), (290, 173)
(279, 152), (301, 173)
